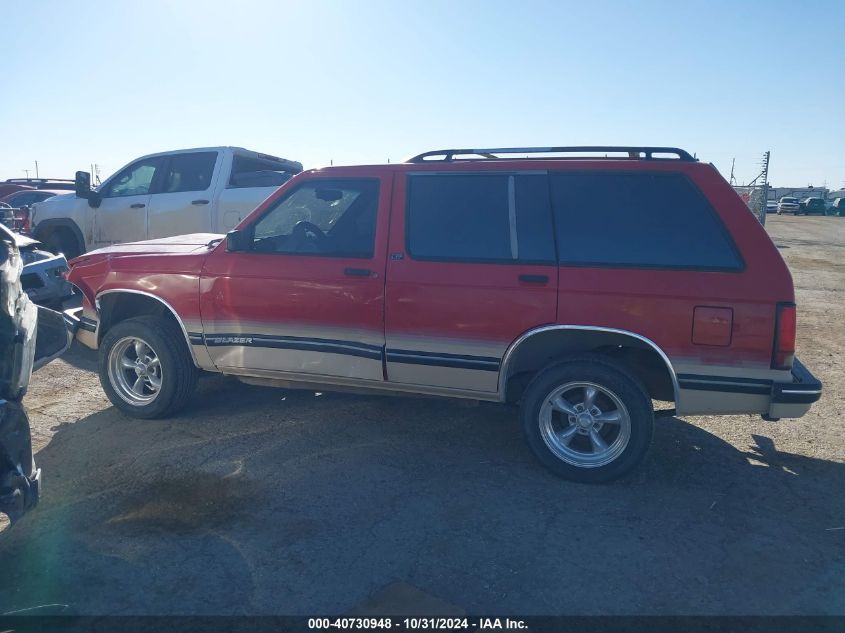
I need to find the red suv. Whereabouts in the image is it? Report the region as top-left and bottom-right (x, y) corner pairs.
(65, 147), (822, 482)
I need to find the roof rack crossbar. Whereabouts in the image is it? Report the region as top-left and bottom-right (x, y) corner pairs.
(407, 146), (696, 163)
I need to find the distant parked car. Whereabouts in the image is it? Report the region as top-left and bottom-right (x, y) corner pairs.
(0, 179), (74, 199)
(799, 197), (827, 215)
(777, 197), (800, 214)
(766, 201), (778, 214)
(829, 198), (845, 217)
(1, 189), (60, 209)
(0, 190), (62, 234)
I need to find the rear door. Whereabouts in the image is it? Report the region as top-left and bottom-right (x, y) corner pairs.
(199, 172), (390, 381)
(94, 157), (162, 246)
(384, 171), (558, 394)
(147, 151), (221, 239)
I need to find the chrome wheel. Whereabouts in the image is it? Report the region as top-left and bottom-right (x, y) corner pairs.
(539, 381), (631, 468)
(107, 336), (163, 406)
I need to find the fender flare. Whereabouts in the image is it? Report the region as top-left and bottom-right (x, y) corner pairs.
(96, 289), (200, 367)
(32, 218), (86, 254)
(497, 324), (681, 403)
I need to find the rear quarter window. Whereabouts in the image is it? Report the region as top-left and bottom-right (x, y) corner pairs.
(549, 172), (743, 271)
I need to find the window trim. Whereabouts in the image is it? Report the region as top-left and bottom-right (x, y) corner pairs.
(404, 171), (557, 266)
(549, 170), (746, 273)
(242, 177), (381, 260)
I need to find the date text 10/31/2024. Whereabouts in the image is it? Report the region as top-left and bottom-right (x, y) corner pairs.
(308, 618), (528, 630)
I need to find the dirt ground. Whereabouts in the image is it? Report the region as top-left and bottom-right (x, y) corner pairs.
(0, 215), (843, 615)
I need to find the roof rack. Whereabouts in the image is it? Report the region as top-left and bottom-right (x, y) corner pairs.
(406, 146), (696, 163)
(4, 178), (74, 183)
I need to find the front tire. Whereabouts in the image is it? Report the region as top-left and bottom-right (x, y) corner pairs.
(99, 316), (198, 419)
(44, 227), (82, 259)
(519, 356), (654, 483)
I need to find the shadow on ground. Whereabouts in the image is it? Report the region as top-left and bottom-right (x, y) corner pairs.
(1, 377), (843, 615)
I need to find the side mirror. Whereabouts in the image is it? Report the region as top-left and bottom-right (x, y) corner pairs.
(75, 171), (102, 208)
(33, 306), (72, 371)
(75, 171), (92, 198)
(226, 229), (252, 252)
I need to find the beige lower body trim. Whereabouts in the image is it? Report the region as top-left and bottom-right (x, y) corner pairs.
(219, 366), (501, 402)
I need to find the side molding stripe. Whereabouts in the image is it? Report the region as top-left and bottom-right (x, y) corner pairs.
(677, 373), (773, 396)
(386, 348), (500, 372)
(203, 333), (383, 361)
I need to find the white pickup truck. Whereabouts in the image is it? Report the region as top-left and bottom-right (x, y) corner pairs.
(30, 147), (302, 258)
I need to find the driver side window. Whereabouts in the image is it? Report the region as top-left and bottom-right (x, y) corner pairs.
(103, 158), (160, 198)
(251, 179), (379, 258)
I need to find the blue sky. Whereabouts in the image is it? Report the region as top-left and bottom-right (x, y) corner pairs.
(2, 0), (843, 188)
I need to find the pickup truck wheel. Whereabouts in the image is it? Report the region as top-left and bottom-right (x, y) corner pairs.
(519, 357), (654, 483)
(44, 228), (82, 259)
(99, 316), (198, 419)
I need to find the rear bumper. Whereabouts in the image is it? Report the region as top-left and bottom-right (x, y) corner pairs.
(767, 357), (822, 419)
(63, 305), (97, 348)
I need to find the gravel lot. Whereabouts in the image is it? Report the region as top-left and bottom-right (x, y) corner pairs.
(1, 214), (843, 615)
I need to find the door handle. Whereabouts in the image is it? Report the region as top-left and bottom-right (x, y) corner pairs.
(130, 203), (145, 209)
(519, 274), (549, 284)
(192, 199), (210, 205)
(344, 267), (372, 277)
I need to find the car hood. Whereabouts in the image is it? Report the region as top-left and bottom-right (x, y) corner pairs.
(9, 232), (41, 250)
(78, 233), (225, 258)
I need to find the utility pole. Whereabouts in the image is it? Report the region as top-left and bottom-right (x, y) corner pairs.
(23, 169), (31, 179)
(760, 151), (770, 226)
(34, 160), (39, 178)
(729, 158), (736, 185)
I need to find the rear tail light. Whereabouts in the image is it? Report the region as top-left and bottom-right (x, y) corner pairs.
(772, 303), (796, 370)
(13, 207), (31, 233)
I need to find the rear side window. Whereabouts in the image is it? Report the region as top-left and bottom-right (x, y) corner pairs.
(229, 155), (299, 188)
(550, 172), (742, 270)
(162, 152), (217, 193)
(407, 174), (555, 264)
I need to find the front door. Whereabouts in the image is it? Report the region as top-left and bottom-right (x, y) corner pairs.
(384, 171), (559, 394)
(147, 151), (221, 239)
(199, 173), (390, 382)
(95, 157), (162, 246)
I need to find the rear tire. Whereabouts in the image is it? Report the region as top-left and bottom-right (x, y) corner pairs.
(99, 316), (198, 419)
(519, 356), (654, 483)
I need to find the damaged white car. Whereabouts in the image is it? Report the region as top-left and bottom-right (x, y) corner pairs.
(0, 224), (72, 523)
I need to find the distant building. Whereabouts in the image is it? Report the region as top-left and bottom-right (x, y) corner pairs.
(827, 189), (845, 201)
(767, 186), (829, 201)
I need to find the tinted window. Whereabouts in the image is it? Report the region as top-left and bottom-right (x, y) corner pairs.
(550, 172), (741, 270)
(229, 155), (300, 189)
(407, 174), (555, 263)
(162, 152), (217, 193)
(10, 192), (36, 207)
(103, 159), (160, 198)
(252, 179), (379, 257)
